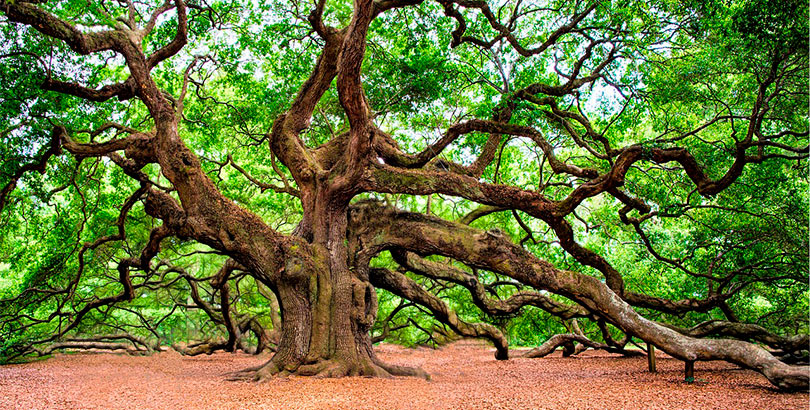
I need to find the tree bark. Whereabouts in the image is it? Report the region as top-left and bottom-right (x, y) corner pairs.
(350, 203), (810, 391)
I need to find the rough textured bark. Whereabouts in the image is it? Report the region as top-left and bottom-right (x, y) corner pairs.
(348, 203), (809, 390)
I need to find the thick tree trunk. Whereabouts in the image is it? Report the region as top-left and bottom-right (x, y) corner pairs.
(248, 194), (426, 379)
(252, 262), (425, 379)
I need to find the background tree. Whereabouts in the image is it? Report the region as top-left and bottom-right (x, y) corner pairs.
(0, 0), (807, 390)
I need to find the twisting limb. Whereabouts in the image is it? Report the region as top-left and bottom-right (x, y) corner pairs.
(2, 0), (806, 392)
(146, 0), (188, 68)
(0, 127), (62, 212)
(40, 334), (155, 355)
(3, 2), (125, 55)
(41, 77), (136, 102)
(392, 250), (588, 320)
(371, 299), (413, 343)
(226, 154), (300, 197)
(348, 202), (809, 390)
(523, 333), (644, 359)
(437, 1), (599, 57)
(523, 318), (642, 358)
(369, 267), (509, 360)
(665, 320), (809, 358)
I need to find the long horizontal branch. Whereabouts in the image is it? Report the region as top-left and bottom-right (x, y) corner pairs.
(666, 320), (809, 355)
(42, 77), (136, 102)
(4, 2), (124, 55)
(349, 202), (809, 390)
(522, 333), (643, 358)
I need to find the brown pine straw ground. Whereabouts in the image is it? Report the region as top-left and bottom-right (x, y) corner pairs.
(0, 340), (807, 410)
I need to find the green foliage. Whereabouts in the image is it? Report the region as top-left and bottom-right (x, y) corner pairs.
(0, 0), (807, 359)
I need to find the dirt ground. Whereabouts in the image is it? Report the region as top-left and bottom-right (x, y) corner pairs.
(0, 340), (806, 410)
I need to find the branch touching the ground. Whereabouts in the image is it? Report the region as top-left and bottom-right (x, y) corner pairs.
(523, 333), (644, 359)
(667, 320), (809, 358)
(349, 201), (810, 391)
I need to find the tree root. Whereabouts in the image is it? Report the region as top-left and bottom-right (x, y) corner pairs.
(227, 355), (429, 381)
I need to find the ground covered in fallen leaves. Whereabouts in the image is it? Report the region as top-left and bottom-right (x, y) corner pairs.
(1, 340), (806, 409)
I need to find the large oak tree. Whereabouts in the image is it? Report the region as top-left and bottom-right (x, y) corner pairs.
(1, 0), (807, 391)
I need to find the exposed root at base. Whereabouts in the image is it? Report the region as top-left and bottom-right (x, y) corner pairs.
(373, 357), (431, 380)
(226, 356), (430, 381)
